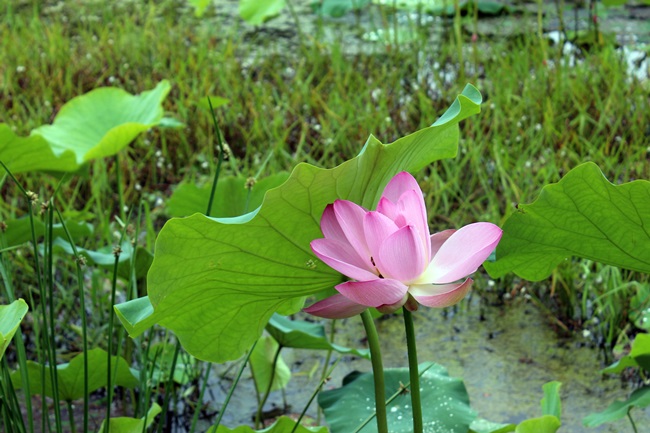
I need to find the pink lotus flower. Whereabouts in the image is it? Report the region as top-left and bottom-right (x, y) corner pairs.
(304, 172), (502, 319)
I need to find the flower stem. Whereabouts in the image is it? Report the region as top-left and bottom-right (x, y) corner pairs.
(403, 308), (423, 433)
(360, 310), (388, 433)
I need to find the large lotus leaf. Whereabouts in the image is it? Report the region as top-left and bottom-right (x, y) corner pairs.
(266, 314), (370, 358)
(250, 335), (291, 393)
(485, 162), (650, 281)
(583, 386), (650, 427)
(514, 416), (560, 433)
(0, 299), (28, 360)
(2, 216), (93, 248)
(213, 416), (328, 432)
(117, 84), (482, 363)
(166, 172), (290, 218)
(11, 348), (139, 401)
(0, 81), (170, 174)
(319, 362), (476, 433)
(97, 403), (161, 433)
(239, 0), (285, 25)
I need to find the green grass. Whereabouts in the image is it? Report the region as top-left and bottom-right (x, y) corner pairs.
(1, 0), (649, 431)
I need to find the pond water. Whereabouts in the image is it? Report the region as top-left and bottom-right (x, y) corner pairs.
(207, 296), (650, 432)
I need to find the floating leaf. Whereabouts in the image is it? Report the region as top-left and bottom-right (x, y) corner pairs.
(11, 348), (139, 401)
(213, 416), (328, 432)
(0, 299), (28, 360)
(239, 0), (286, 25)
(515, 415), (561, 433)
(583, 386), (650, 427)
(0, 81), (171, 173)
(266, 314), (369, 358)
(250, 335), (291, 393)
(485, 162), (650, 280)
(319, 362), (476, 432)
(97, 403), (161, 433)
(166, 173), (290, 218)
(469, 419), (516, 433)
(117, 85), (481, 363)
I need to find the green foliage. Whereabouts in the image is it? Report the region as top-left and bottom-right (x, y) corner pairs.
(0, 299), (28, 360)
(2, 217), (93, 248)
(51, 238), (153, 279)
(266, 314), (370, 358)
(187, 0), (211, 17)
(0, 81), (171, 174)
(239, 0), (286, 25)
(514, 416), (561, 433)
(601, 333), (650, 374)
(166, 173), (290, 218)
(583, 386), (650, 427)
(117, 85), (481, 363)
(213, 416), (328, 432)
(312, 0), (371, 17)
(97, 403), (161, 433)
(10, 348), (139, 401)
(469, 419), (516, 433)
(485, 162), (650, 280)
(541, 381), (562, 419)
(319, 362), (476, 432)
(249, 335), (291, 393)
(148, 343), (198, 385)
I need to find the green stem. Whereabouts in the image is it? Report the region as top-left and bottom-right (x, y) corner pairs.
(255, 344), (283, 428)
(189, 363), (212, 433)
(403, 308), (423, 433)
(627, 410), (638, 433)
(115, 153), (126, 222)
(55, 207), (89, 433)
(210, 341), (257, 432)
(360, 310), (388, 433)
(291, 357), (341, 433)
(66, 400), (76, 433)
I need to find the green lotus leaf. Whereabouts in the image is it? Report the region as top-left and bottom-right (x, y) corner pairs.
(50, 238), (153, 279)
(117, 84), (481, 363)
(319, 362), (476, 432)
(541, 381), (562, 419)
(0, 81), (171, 173)
(239, 0), (286, 25)
(97, 403), (161, 433)
(2, 216), (93, 248)
(213, 416), (328, 432)
(0, 299), (29, 360)
(515, 415), (561, 433)
(485, 162), (650, 280)
(166, 173), (290, 218)
(601, 333), (650, 374)
(266, 314), (369, 358)
(469, 419), (515, 433)
(11, 348), (139, 401)
(583, 386), (650, 427)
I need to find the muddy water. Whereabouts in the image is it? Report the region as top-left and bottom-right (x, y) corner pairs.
(206, 297), (649, 432)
